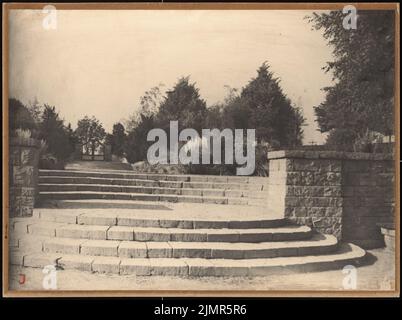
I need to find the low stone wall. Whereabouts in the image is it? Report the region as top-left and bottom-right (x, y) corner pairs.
(9, 137), (40, 217)
(267, 150), (395, 249)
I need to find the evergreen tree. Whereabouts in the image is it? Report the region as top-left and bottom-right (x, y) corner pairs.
(39, 105), (74, 160)
(225, 63), (305, 147)
(110, 122), (127, 157)
(309, 10), (395, 147)
(125, 114), (155, 163)
(157, 77), (207, 133)
(9, 98), (38, 135)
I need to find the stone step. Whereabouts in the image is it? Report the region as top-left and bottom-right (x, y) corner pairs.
(39, 191), (250, 205)
(39, 176), (268, 191)
(36, 210), (286, 229)
(39, 169), (269, 185)
(12, 233), (338, 259)
(39, 183), (267, 199)
(14, 220), (312, 242)
(10, 243), (366, 276)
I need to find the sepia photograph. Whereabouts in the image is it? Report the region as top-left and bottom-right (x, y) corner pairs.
(2, 3), (399, 297)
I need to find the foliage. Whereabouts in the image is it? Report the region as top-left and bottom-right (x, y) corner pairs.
(27, 97), (43, 124)
(125, 114), (155, 164)
(126, 84), (165, 131)
(39, 105), (75, 161)
(75, 116), (106, 155)
(156, 77), (207, 133)
(39, 153), (65, 170)
(125, 79), (207, 164)
(237, 62), (305, 147)
(353, 128), (383, 153)
(9, 98), (38, 136)
(308, 10), (395, 148)
(14, 128), (32, 139)
(108, 122), (127, 157)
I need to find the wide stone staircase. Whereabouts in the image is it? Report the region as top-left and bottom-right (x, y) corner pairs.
(38, 169), (269, 206)
(9, 203), (367, 277)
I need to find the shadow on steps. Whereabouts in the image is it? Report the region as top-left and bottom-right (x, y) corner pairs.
(36, 200), (172, 211)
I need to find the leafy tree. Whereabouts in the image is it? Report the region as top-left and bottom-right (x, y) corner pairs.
(66, 122), (78, 150)
(109, 122), (127, 157)
(205, 104), (225, 129)
(125, 114), (155, 163)
(156, 77), (207, 133)
(75, 116), (106, 156)
(125, 84), (166, 163)
(126, 84), (165, 131)
(27, 97), (43, 124)
(39, 105), (74, 160)
(309, 10), (395, 147)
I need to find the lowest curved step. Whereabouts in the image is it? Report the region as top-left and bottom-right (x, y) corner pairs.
(10, 243), (366, 277)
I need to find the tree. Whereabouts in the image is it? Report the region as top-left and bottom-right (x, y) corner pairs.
(225, 63), (305, 147)
(309, 10), (395, 147)
(75, 116), (106, 156)
(66, 122), (78, 151)
(9, 98), (38, 135)
(27, 97), (43, 124)
(126, 84), (165, 131)
(125, 84), (166, 163)
(125, 114), (155, 163)
(156, 77), (207, 133)
(39, 105), (74, 160)
(109, 122), (127, 157)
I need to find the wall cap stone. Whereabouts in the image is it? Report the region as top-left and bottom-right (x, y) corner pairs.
(267, 150), (394, 161)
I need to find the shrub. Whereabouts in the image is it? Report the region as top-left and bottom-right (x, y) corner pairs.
(353, 129), (383, 153)
(9, 98), (38, 134)
(13, 128), (32, 139)
(39, 153), (65, 170)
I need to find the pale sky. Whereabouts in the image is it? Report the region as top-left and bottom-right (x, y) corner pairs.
(9, 9), (334, 144)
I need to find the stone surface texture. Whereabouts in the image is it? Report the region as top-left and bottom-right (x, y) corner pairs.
(267, 150), (395, 249)
(9, 137), (40, 217)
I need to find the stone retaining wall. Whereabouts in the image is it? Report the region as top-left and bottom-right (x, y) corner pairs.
(9, 137), (40, 217)
(267, 150), (395, 249)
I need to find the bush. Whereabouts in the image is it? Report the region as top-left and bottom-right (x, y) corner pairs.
(9, 98), (38, 137)
(13, 128), (32, 139)
(254, 144), (269, 176)
(353, 129), (383, 153)
(39, 153), (65, 170)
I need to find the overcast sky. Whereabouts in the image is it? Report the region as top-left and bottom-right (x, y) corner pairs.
(9, 9), (334, 144)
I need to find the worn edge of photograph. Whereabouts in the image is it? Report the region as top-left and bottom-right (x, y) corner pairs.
(2, 2), (400, 298)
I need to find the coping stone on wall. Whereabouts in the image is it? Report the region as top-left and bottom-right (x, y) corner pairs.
(267, 150), (394, 161)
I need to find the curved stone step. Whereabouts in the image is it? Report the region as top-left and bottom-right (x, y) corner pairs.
(39, 169), (269, 185)
(33, 234), (337, 259)
(154, 226), (311, 242)
(16, 221), (312, 242)
(39, 176), (266, 191)
(39, 183), (267, 200)
(10, 243), (366, 276)
(39, 191), (249, 205)
(36, 210), (286, 229)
